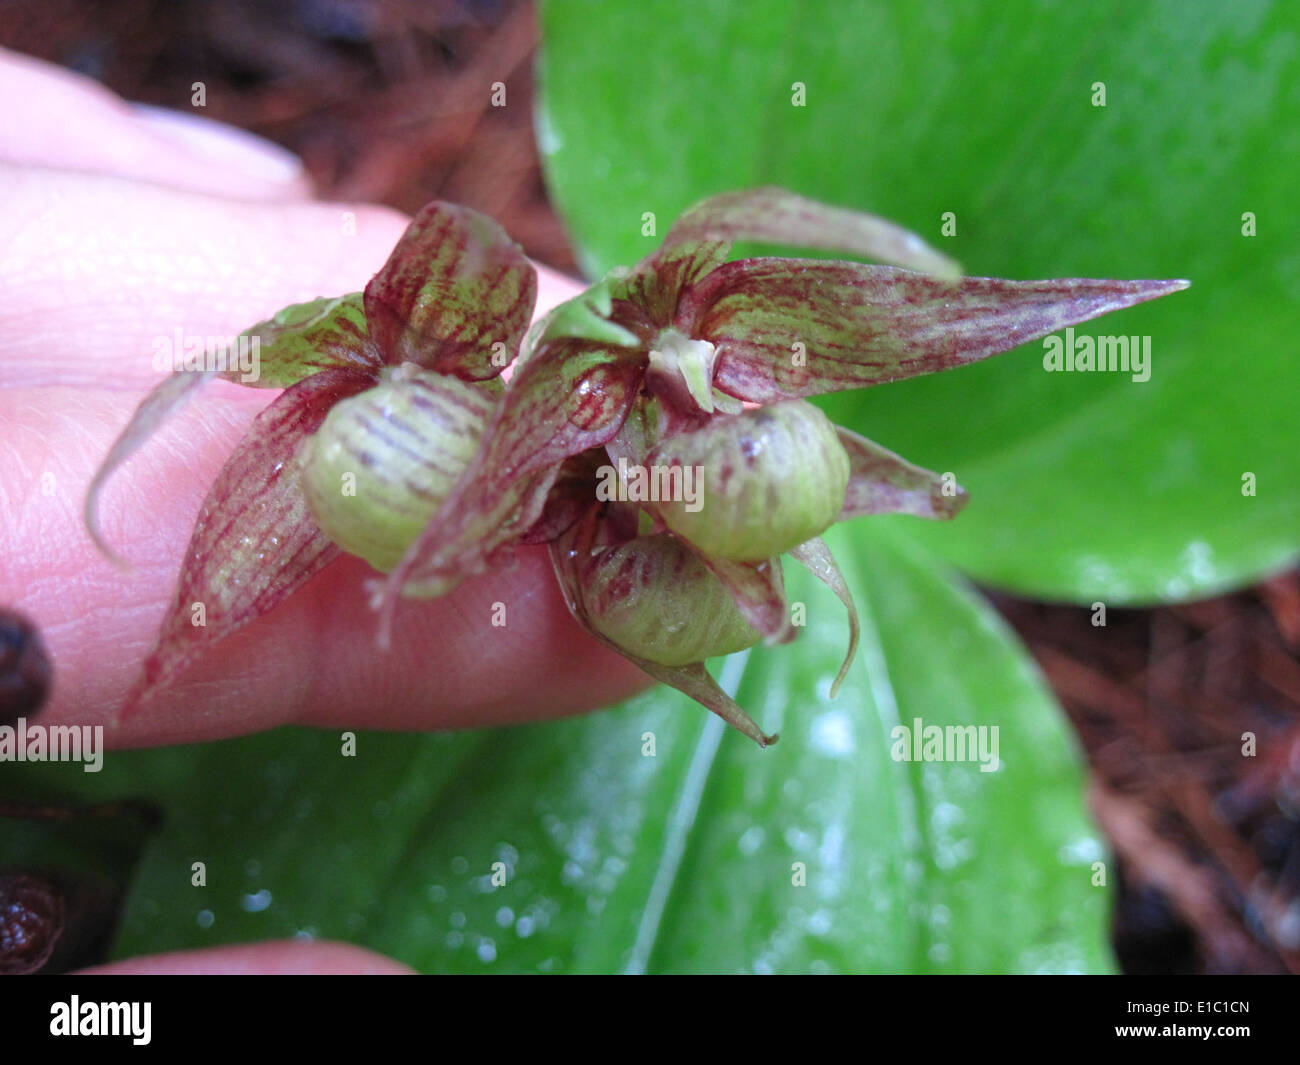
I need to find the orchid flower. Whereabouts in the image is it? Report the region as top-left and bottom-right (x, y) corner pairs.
(85, 203), (537, 712)
(87, 189), (1188, 744)
(366, 188), (1188, 746)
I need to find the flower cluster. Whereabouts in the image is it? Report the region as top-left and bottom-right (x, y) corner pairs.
(87, 189), (1187, 744)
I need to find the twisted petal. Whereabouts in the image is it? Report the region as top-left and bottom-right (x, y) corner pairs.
(121, 366), (375, 715)
(363, 201), (537, 379)
(789, 538), (860, 697)
(678, 261), (1190, 402)
(837, 427), (968, 520)
(85, 369), (215, 566)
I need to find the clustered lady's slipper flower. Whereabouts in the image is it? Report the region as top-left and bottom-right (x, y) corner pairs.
(86, 203), (536, 708)
(87, 189), (1187, 744)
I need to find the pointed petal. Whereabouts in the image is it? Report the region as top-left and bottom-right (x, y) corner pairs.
(374, 339), (646, 630)
(122, 367), (375, 715)
(696, 553), (793, 644)
(678, 261), (1190, 402)
(661, 186), (960, 278)
(626, 658), (778, 748)
(232, 293), (379, 388)
(85, 369), (215, 566)
(837, 426), (968, 520)
(547, 519), (776, 748)
(789, 538), (860, 697)
(363, 201), (537, 379)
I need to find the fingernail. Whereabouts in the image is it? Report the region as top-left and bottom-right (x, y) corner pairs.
(130, 103), (305, 184)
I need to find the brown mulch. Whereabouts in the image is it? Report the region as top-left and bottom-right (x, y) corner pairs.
(993, 577), (1300, 974)
(4, 0), (1297, 975)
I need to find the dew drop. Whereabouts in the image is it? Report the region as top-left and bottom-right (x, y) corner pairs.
(567, 365), (626, 431)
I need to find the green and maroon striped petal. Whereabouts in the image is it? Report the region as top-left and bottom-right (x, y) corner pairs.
(363, 201), (537, 380)
(836, 427), (968, 521)
(619, 186), (957, 330)
(121, 366), (375, 715)
(620, 239), (731, 329)
(659, 186), (960, 278)
(233, 293), (378, 389)
(86, 296), (383, 564)
(677, 260), (1190, 402)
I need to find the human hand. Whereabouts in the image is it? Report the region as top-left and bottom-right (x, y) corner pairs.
(0, 48), (647, 973)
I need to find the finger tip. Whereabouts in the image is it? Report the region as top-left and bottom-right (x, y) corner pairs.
(77, 939), (416, 975)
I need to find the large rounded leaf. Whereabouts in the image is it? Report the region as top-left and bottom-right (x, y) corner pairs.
(537, 0), (1300, 603)
(8, 525), (1110, 973)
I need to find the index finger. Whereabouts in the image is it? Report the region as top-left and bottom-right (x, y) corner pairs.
(0, 175), (648, 749)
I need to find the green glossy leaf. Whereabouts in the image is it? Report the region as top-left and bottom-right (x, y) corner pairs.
(8, 524), (1110, 973)
(538, 0), (1300, 602)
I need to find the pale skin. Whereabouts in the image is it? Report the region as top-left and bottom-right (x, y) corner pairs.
(0, 48), (649, 974)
